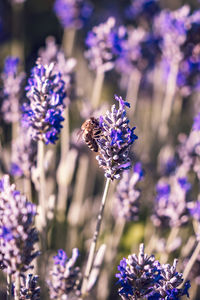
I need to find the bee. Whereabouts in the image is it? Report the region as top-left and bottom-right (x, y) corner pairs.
(81, 117), (102, 152)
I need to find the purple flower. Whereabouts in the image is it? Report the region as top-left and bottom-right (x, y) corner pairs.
(193, 113), (200, 131)
(178, 177), (191, 192)
(188, 200), (200, 221)
(23, 58), (66, 144)
(0, 175), (39, 275)
(54, 0), (93, 29)
(116, 244), (160, 299)
(113, 164), (144, 221)
(151, 259), (190, 299)
(19, 274), (40, 300)
(53, 249), (67, 266)
(1, 56), (25, 123)
(85, 18), (126, 72)
(96, 95), (138, 180)
(126, 0), (160, 24)
(152, 174), (190, 228)
(11, 125), (37, 178)
(47, 248), (81, 299)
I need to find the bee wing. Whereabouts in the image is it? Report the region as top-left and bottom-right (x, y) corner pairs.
(77, 129), (83, 142)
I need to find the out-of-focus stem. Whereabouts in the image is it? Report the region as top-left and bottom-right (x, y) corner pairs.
(11, 2), (24, 63)
(160, 226), (179, 264)
(37, 140), (46, 228)
(81, 178), (111, 297)
(56, 107), (70, 220)
(63, 28), (76, 57)
(151, 63), (164, 132)
(126, 69), (141, 120)
(158, 62), (179, 140)
(14, 274), (20, 300)
(91, 68), (105, 109)
(23, 177), (32, 202)
(7, 273), (12, 300)
(182, 240), (200, 284)
(97, 219), (125, 300)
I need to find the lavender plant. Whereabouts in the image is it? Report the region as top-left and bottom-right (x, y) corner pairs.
(116, 244), (190, 300)
(1, 56), (24, 124)
(47, 248), (81, 299)
(96, 95), (138, 180)
(113, 163), (143, 221)
(0, 175), (39, 275)
(22, 58), (66, 144)
(54, 0), (92, 29)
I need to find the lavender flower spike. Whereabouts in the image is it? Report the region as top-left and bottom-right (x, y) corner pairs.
(54, 0), (93, 29)
(116, 244), (160, 299)
(1, 56), (25, 123)
(96, 95), (138, 180)
(23, 58), (66, 144)
(19, 274), (40, 299)
(0, 175), (39, 275)
(47, 248), (81, 299)
(113, 163), (144, 221)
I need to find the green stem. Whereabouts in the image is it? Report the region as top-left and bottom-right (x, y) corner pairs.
(81, 178), (111, 297)
(126, 69), (141, 120)
(7, 273), (12, 300)
(160, 226), (179, 264)
(14, 274), (20, 300)
(182, 240), (200, 284)
(63, 28), (76, 57)
(91, 68), (105, 109)
(37, 140), (46, 228)
(158, 62), (179, 140)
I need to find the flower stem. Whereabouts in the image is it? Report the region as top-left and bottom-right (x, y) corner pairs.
(6, 273), (12, 300)
(14, 274), (20, 300)
(91, 68), (105, 109)
(126, 69), (141, 120)
(182, 240), (200, 284)
(81, 178), (111, 297)
(158, 62), (179, 140)
(56, 106), (70, 221)
(37, 140), (46, 228)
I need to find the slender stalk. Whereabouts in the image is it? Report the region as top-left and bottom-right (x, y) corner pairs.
(160, 226), (179, 264)
(151, 63), (165, 132)
(91, 68), (105, 109)
(158, 62), (179, 140)
(81, 178), (111, 297)
(56, 107), (70, 220)
(126, 69), (141, 120)
(63, 28), (76, 57)
(56, 25), (76, 218)
(37, 140), (46, 228)
(14, 274), (20, 300)
(182, 240), (200, 284)
(7, 273), (12, 300)
(11, 2), (25, 62)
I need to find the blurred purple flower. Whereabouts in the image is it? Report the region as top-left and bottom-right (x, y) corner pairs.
(22, 58), (66, 144)
(188, 201), (200, 221)
(96, 95), (138, 180)
(47, 248), (81, 299)
(193, 113), (200, 131)
(152, 174), (190, 228)
(85, 17), (126, 72)
(1, 56), (25, 123)
(0, 175), (39, 275)
(11, 125), (37, 178)
(54, 0), (93, 29)
(113, 164), (144, 221)
(125, 0), (160, 24)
